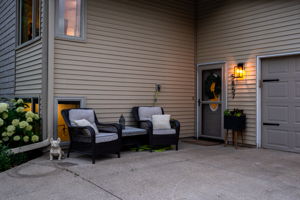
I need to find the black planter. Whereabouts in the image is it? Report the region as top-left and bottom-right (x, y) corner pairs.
(224, 115), (246, 130)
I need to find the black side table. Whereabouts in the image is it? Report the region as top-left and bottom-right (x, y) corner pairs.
(121, 126), (147, 149)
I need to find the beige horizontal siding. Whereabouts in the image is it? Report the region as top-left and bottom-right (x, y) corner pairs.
(197, 0), (300, 145)
(54, 0), (195, 137)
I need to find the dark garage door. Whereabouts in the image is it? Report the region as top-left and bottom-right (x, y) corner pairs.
(262, 55), (300, 152)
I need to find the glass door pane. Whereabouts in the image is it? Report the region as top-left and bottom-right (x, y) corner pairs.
(200, 68), (222, 138)
(202, 69), (222, 101)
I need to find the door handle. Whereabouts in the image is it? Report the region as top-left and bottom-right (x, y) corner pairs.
(263, 123), (280, 126)
(198, 99), (201, 106)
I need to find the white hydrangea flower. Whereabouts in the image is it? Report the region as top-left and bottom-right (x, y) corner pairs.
(31, 135), (39, 143)
(6, 125), (16, 133)
(0, 118), (4, 127)
(19, 121), (29, 129)
(16, 107), (24, 113)
(34, 114), (40, 120)
(2, 132), (7, 137)
(2, 137), (9, 142)
(12, 119), (20, 126)
(17, 99), (24, 104)
(7, 131), (14, 137)
(26, 117), (33, 123)
(0, 103), (8, 113)
(25, 125), (32, 131)
(23, 136), (29, 143)
(13, 135), (21, 141)
(25, 111), (35, 118)
(2, 112), (8, 119)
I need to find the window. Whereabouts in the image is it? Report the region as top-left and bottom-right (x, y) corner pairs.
(18, 0), (41, 45)
(56, 0), (85, 40)
(14, 97), (40, 113)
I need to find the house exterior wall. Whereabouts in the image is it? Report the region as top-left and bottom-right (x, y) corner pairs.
(197, 0), (300, 145)
(53, 0), (196, 137)
(15, 40), (43, 94)
(0, 0), (16, 95)
(15, 0), (45, 95)
(14, 0), (48, 140)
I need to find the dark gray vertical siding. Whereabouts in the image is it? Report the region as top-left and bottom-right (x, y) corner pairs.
(0, 0), (16, 95)
(15, 0), (44, 95)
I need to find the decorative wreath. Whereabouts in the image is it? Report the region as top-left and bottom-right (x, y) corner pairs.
(204, 73), (221, 99)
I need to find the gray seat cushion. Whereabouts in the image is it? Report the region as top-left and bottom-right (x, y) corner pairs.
(69, 109), (95, 126)
(69, 109), (100, 135)
(153, 129), (176, 135)
(74, 132), (118, 143)
(138, 107), (162, 121)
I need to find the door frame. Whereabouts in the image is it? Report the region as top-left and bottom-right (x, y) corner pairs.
(256, 51), (300, 148)
(53, 96), (86, 145)
(196, 61), (227, 139)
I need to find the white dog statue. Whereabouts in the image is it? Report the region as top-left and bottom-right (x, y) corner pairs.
(50, 137), (64, 160)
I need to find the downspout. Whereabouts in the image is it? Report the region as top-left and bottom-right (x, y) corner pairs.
(194, 0), (198, 139)
(47, 0), (55, 141)
(42, 0), (49, 141)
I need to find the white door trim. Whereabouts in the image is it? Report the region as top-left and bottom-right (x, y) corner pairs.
(196, 61), (227, 139)
(256, 51), (300, 148)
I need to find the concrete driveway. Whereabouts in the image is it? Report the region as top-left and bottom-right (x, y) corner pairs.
(1, 143), (300, 200)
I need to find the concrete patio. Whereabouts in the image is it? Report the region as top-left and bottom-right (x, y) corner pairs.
(1, 142), (300, 200)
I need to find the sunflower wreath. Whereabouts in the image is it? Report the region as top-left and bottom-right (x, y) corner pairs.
(204, 73), (221, 99)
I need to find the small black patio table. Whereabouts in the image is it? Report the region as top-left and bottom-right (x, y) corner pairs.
(121, 126), (147, 149)
(100, 126), (147, 148)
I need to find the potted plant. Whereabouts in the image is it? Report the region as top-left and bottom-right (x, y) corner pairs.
(224, 109), (246, 130)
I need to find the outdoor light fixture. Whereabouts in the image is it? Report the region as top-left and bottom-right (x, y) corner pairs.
(231, 63), (245, 99)
(233, 63), (245, 78)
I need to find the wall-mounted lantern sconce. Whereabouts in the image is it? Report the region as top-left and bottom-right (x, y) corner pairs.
(231, 63), (245, 99)
(233, 63), (245, 79)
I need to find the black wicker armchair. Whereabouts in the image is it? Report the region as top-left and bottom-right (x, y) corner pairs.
(132, 107), (180, 151)
(61, 108), (122, 164)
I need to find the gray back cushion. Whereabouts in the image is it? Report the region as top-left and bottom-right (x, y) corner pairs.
(69, 109), (95, 126)
(138, 107), (162, 121)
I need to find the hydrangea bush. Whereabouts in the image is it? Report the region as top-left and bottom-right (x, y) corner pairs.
(0, 99), (40, 148)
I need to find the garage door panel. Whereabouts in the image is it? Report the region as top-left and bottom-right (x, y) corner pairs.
(295, 82), (300, 97)
(295, 107), (300, 124)
(265, 82), (289, 98)
(262, 55), (300, 153)
(267, 58), (289, 74)
(263, 128), (289, 149)
(263, 105), (289, 123)
(295, 57), (300, 72)
(293, 132), (300, 151)
(267, 106), (289, 123)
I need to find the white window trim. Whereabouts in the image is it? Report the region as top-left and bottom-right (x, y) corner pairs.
(17, 0), (42, 47)
(55, 0), (86, 42)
